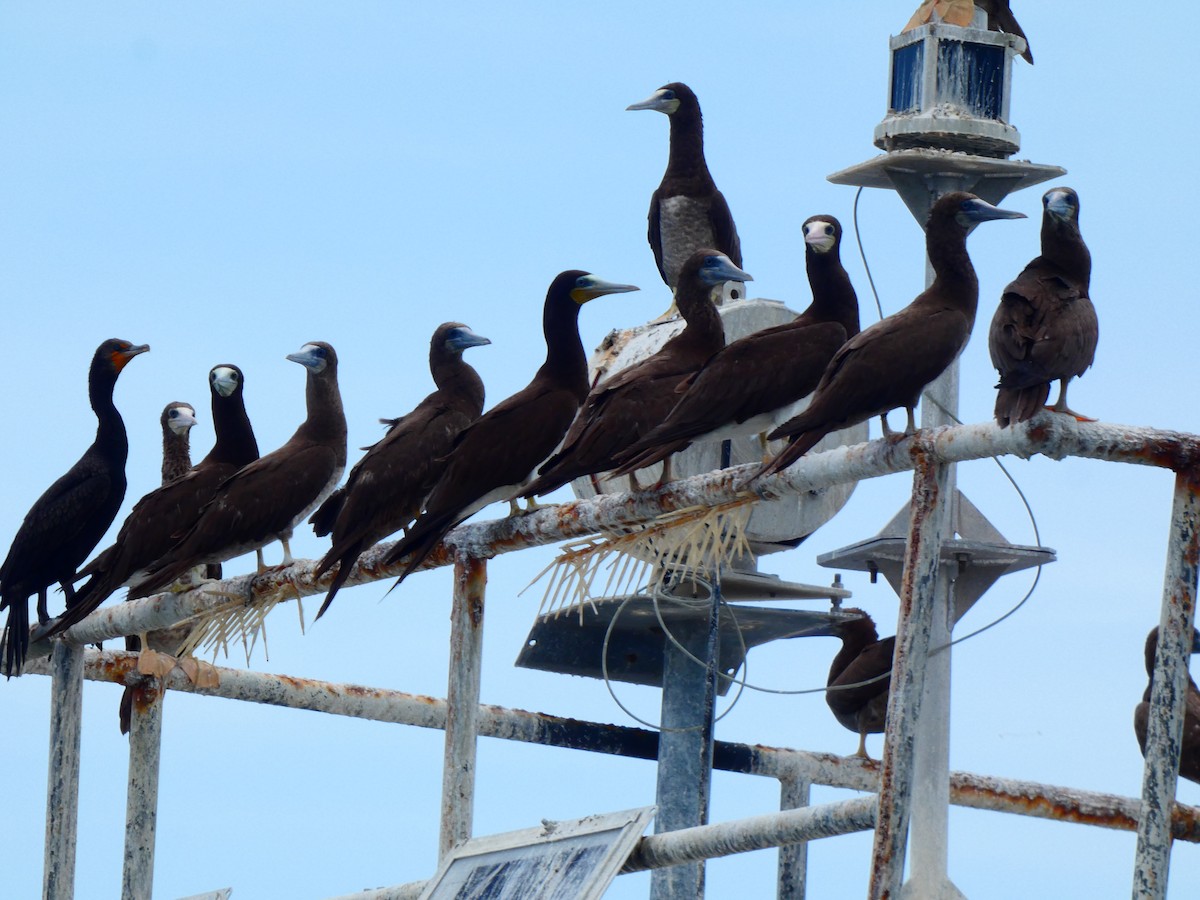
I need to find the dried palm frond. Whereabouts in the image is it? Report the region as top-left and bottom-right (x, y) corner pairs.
(172, 581), (308, 666)
(529, 498), (756, 617)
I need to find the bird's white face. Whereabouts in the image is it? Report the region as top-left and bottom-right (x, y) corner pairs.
(166, 405), (197, 436)
(626, 87), (680, 116)
(210, 366), (241, 398)
(804, 220), (837, 254)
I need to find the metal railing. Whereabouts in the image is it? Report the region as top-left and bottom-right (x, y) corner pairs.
(16, 413), (1200, 899)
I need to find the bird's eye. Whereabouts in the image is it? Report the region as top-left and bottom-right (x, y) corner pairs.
(169, 409), (180, 418)
(824, 225), (834, 236)
(662, 90), (675, 100)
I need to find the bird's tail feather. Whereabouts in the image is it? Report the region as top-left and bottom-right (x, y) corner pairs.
(756, 430), (828, 480)
(3, 600), (29, 678)
(994, 384), (1050, 428)
(315, 542), (365, 620)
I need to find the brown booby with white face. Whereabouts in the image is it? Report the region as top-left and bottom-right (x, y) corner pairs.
(611, 216), (860, 482)
(310, 323), (491, 619)
(523, 251), (746, 497)
(126, 343), (346, 599)
(1134, 626), (1200, 785)
(0, 338), (149, 677)
(160, 402), (198, 483)
(989, 187), (1097, 427)
(47, 364), (260, 636)
(628, 83), (743, 294)
(382, 272), (637, 584)
(759, 192), (1024, 478)
(825, 608), (895, 760)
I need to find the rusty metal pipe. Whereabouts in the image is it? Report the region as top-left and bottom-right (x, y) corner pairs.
(23, 417), (1200, 661)
(43, 641), (84, 900)
(1133, 470), (1200, 898)
(439, 555), (487, 859)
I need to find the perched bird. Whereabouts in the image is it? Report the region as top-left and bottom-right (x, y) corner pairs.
(904, 0), (1033, 64)
(159, 402), (198, 483)
(628, 82), (742, 294)
(382, 272), (637, 584)
(825, 609), (895, 760)
(611, 216), (860, 480)
(989, 187), (1096, 426)
(310, 323), (491, 619)
(47, 365), (260, 636)
(523, 251), (747, 496)
(1134, 626), (1200, 786)
(0, 338), (149, 677)
(127, 343), (346, 599)
(759, 192), (1024, 478)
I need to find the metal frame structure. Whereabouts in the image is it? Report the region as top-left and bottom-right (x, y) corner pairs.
(17, 414), (1200, 899)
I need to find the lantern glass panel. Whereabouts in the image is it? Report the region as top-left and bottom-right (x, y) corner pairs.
(937, 40), (1004, 119)
(890, 41), (923, 113)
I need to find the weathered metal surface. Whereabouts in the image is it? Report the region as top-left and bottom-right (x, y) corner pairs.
(123, 681), (165, 900)
(650, 592), (721, 899)
(44, 641), (84, 900)
(32, 648), (1200, 845)
(625, 795), (878, 873)
(870, 455), (949, 900)
(1133, 470), (1200, 899)
(776, 776), (811, 900)
(439, 555), (487, 860)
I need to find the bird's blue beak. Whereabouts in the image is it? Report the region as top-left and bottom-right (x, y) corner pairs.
(447, 327), (492, 353)
(959, 197), (1026, 223)
(286, 343), (327, 371)
(626, 89), (677, 114)
(699, 255), (754, 287)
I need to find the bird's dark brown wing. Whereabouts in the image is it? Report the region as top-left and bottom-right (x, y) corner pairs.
(989, 266), (1097, 390)
(707, 190), (742, 268)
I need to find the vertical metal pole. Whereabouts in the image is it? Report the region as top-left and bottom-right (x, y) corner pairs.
(776, 773), (811, 900)
(439, 555), (487, 860)
(900, 304), (966, 900)
(651, 583), (721, 899)
(123, 682), (165, 900)
(869, 454), (950, 900)
(44, 640), (84, 900)
(1132, 470), (1200, 898)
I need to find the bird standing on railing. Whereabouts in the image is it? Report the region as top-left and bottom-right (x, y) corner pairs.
(759, 192), (1024, 477)
(611, 215), (859, 480)
(989, 187), (1096, 427)
(628, 82), (743, 306)
(48, 364), (260, 635)
(310, 323), (491, 619)
(825, 609), (895, 760)
(523, 251), (746, 496)
(1134, 626), (1200, 785)
(0, 338), (149, 677)
(383, 272), (637, 584)
(127, 343), (346, 599)
(904, 0), (1033, 64)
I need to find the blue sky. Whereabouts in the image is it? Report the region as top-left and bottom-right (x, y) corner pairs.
(2, 3), (1198, 898)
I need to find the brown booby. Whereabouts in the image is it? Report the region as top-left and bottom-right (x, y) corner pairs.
(523, 251), (747, 497)
(127, 343), (346, 599)
(1134, 627), (1200, 785)
(382, 272), (638, 584)
(310, 323), (491, 619)
(904, 0), (1033, 64)
(989, 187), (1096, 427)
(160, 402), (198, 483)
(628, 83), (743, 293)
(0, 338), (149, 677)
(825, 608), (895, 760)
(759, 192), (1024, 478)
(611, 216), (860, 481)
(48, 364), (261, 635)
